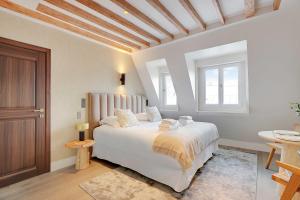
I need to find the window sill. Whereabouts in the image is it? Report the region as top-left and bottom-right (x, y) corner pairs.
(160, 106), (179, 112)
(160, 109), (178, 112)
(196, 110), (249, 116)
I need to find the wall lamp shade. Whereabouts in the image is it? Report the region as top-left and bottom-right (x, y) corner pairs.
(75, 122), (89, 141)
(120, 73), (125, 85)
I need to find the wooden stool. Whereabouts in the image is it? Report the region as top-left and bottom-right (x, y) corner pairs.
(266, 142), (282, 169)
(65, 140), (95, 170)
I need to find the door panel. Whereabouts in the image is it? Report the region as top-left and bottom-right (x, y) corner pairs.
(0, 56), (36, 109)
(0, 119), (36, 175)
(0, 37), (50, 187)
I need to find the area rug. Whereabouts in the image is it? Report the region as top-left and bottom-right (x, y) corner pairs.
(80, 149), (257, 200)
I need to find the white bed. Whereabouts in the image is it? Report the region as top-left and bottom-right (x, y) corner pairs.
(88, 93), (219, 192)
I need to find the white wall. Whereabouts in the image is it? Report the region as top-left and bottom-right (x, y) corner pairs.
(132, 0), (300, 144)
(0, 10), (144, 166)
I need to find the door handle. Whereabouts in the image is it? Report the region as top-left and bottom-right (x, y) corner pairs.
(34, 108), (45, 118)
(34, 108), (45, 113)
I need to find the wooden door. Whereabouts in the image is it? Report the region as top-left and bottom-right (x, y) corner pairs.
(0, 37), (50, 187)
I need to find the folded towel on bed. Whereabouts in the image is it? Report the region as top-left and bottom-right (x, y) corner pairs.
(159, 119), (179, 131)
(179, 116), (192, 120)
(159, 124), (179, 131)
(161, 119), (178, 125)
(179, 119), (194, 126)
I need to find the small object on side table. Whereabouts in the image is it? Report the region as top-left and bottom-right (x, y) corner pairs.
(65, 140), (95, 170)
(294, 123), (300, 133)
(75, 122), (89, 141)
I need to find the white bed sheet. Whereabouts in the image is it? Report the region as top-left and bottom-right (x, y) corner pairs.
(92, 121), (219, 192)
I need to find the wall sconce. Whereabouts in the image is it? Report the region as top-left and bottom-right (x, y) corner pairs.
(120, 73), (125, 85)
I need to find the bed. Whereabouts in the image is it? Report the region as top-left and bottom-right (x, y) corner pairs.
(88, 93), (219, 192)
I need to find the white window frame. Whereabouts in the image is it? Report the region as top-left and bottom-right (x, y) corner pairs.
(196, 54), (249, 114)
(159, 71), (178, 111)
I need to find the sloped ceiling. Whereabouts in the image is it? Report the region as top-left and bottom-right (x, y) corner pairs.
(131, 0), (300, 145)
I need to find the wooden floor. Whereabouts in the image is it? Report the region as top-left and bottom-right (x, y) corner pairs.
(0, 152), (280, 200)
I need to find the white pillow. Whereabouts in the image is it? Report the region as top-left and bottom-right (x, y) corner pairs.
(146, 106), (162, 122)
(100, 116), (120, 128)
(116, 109), (139, 127)
(135, 112), (149, 121)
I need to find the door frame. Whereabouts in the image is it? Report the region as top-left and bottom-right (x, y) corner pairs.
(0, 37), (51, 173)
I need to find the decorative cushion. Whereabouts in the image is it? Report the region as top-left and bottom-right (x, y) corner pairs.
(135, 112), (149, 121)
(116, 109), (139, 127)
(100, 116), (120, 128)
(146, 106), (162, 122)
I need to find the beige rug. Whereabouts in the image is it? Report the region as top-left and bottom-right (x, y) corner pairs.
(80, 149), (257, 200)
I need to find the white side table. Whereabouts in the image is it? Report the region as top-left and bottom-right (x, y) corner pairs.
(259, 131), (300, 199)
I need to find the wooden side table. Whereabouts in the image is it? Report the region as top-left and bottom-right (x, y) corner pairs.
(65, 139), (95, 170)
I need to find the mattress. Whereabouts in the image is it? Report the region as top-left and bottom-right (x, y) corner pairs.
(92, 121), (219, 192)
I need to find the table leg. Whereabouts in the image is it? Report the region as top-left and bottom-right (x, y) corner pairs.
(279, 144), (300, 200)
(75, 147), (90, 170)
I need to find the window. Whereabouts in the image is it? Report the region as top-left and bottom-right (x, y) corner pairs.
(223, 67), (239, 104)
(205, 68), (219, 104)
(197, 61), (248, 113)
(159, 72), (177, 110)
(146, 58), (178, 111)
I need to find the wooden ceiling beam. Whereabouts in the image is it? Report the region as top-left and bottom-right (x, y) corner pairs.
(36, 4), (141, 50)
(212, 0), (225, 25)
(179, 0), (205, 30)
(146, 0), (189, 35)
(0, 0), (132, 52)
(244, 0), (255, 18)
(45, 0), (150, 47)
(76, 0), (161, 44)
(273, 0), (281, 10)
(111, 0), (174, 39)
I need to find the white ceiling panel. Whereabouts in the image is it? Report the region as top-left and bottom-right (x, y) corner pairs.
(257, 0), (274, 8)
(68, 0), (152, 42)
(12, 0), (41, 9)
(160, 0), (198, 30)
(190, 0), (219, 24)
(219, 0), (244, 18)
(42, 1), (142, 45)
(128, 0), (180, 34)
(92, 0), (165, 39)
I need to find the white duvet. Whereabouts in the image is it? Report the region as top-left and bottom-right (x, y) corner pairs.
(93, 121), (219, 192)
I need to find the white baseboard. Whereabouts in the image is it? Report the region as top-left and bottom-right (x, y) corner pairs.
(218, 138), (278, 153)
(51, 156), (76, 172)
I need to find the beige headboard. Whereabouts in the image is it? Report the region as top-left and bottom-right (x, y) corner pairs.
(88, 93), (147, 138)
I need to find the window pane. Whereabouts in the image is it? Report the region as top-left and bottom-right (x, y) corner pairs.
(165, 75), (177, 105)
(205, 69), (219, 104)
(223, 67), (239, 104)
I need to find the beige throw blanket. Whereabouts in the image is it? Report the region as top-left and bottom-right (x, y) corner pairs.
(152, 122), (219, 170)
(153, 134), (195, 170)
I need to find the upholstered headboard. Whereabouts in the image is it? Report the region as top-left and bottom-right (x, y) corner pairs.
(88, 93), (147, 138)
